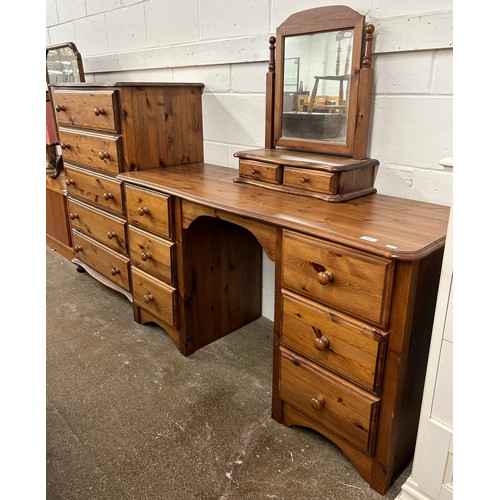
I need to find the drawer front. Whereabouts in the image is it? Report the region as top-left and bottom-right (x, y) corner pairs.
(279, 347), (379, 454)
(283, 167), (338, 194)
(131, 267), (177, 328)
(128, 226), (175, 285)
(239, 160), (283, 185)
(281, 291), (387, 393)
(125, 185), (172, 238)
(72, 231), (130, 290)
(68, 199), (127, 255)
(65, 165), (123, 215)
(59, 128), (122, 174)
(282, 231), (393, 327)
(52, 89), (119, 132)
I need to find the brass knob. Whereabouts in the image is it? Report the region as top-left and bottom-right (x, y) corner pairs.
(69, 213), (79, 220)
(310, 395), (325, 410)
(141, 251), (152, 261)
(55, 104), (65, 112)
(103, 192), (114, 201)
(299, 176), (309, 183)
(73, 245), (83, 253)
(317, 270), (333, 285)
(98, 151), (110, 160)
(111, 267), (120, 276)
(107, 231), (117, 239)
(144, 293), (154, 303)
(250, 168), (260, 175)
(94, 107), (105, 116)
(137, 207), (149, 216)
(61, 142), (71, 150)
(314, 336), (330, 351)
(65, 178), (75, 186)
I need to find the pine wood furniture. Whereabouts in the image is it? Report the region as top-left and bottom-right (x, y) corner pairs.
(50, 82), (204, 298)
(117, 163), (449, 494)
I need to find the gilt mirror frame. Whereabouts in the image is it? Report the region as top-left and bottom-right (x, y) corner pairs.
(269, 6), (375, 159)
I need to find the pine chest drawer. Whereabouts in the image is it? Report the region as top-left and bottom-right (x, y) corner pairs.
(131, 267), (178, 329)
(128, 226), (175, 285)
(68, 199), (127, 255)
(283, 167), (337, 194)
(52, 89), (119, 132)
(279, 347), (380, 454)
(65, 165), (124, 215)
(281, 291), (387, 393)
(72, 231), (130, 290)
(238, 159), (283, 184)
(282, 230), (394, 327)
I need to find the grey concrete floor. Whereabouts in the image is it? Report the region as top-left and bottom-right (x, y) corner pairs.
(46, 247), (410, 499)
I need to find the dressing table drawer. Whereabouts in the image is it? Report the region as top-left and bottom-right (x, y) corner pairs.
(239, 159), (283, 184)
(279, 347), (380, 454)
(52, 89), (119, 132)
(59, 128), (122, 174)
(65, 165), (124, 215)
(283, 167), (337, 194)
(72, 231), (130, 290)
(282, 231), (394, 327)
(125, 185), (172, 238)
(281, 291), (387, 393)
(68, 199), (127, 255)
(131, 267), (178, 329)
(128, 226), (175, 285)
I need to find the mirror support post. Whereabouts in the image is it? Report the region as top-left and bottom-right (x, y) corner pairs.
(265, 36), (277, 149)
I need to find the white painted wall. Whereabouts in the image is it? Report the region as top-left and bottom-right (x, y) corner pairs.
(46, 0), (453, 320)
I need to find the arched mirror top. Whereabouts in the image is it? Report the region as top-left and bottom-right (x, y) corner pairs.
(270, 6), (375, 159)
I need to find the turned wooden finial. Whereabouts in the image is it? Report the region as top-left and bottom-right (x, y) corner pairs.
(268, 36), (276, 72)
(362, 24), (375, 68)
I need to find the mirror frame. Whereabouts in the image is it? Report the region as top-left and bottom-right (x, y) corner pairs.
(46, 42), (85, 85)
(269, 6), (374, 159)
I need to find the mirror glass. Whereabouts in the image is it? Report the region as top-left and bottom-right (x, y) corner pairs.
(281, 29), (354, 145)
(46, 44), (84, 84)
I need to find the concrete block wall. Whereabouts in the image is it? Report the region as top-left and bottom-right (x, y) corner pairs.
(46, 0), (453, 320)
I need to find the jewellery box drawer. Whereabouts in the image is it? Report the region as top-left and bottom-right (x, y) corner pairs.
(65, 165), (124, 215)
(128, 226), (175, 285)
(281, 291), (387, 393)
(131, 267), (178, 328)
(283, 167), (337, 194)
(52, 89), (119, 133)
(279, 347), (380, 454)
(239, 159), (283, 184)
(59, 128), (122, 174)
(125, 185), (172, 238)
(282, 230), (394, 327)
(72, 231), (130, 290)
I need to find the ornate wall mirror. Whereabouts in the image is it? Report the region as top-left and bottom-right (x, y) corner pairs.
(234, 7), (378, 202)
(271, 6), (374, 159)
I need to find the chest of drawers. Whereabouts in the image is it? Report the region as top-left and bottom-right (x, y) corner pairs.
(51, 82), (204, 297)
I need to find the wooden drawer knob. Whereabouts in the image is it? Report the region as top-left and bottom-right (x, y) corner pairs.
(107, 231), (117, 240)
(250, 168), (260, 175)
(69, 213), (79, 220)
(93, 107), (105, 116)
(73, 245), (83, 253)
(61, 142), (71, 150)
(98, 151), (110, 160)
(137, 207), (149, 216)
(310, 395), (326, 410)
(55, 104), (65, 112)
(317, 270), (334, 285)
(141, 251), (152, 261)
(110, 267), (120, 276)
(144, 293), (154, 303)
(299, 176), (309, 183)
(103, 192), (114, 201)
(65, 178), (75, 186)
(313, 336), (330, 351)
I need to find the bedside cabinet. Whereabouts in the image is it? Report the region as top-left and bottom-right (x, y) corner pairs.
(50, 82), (204, 298)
